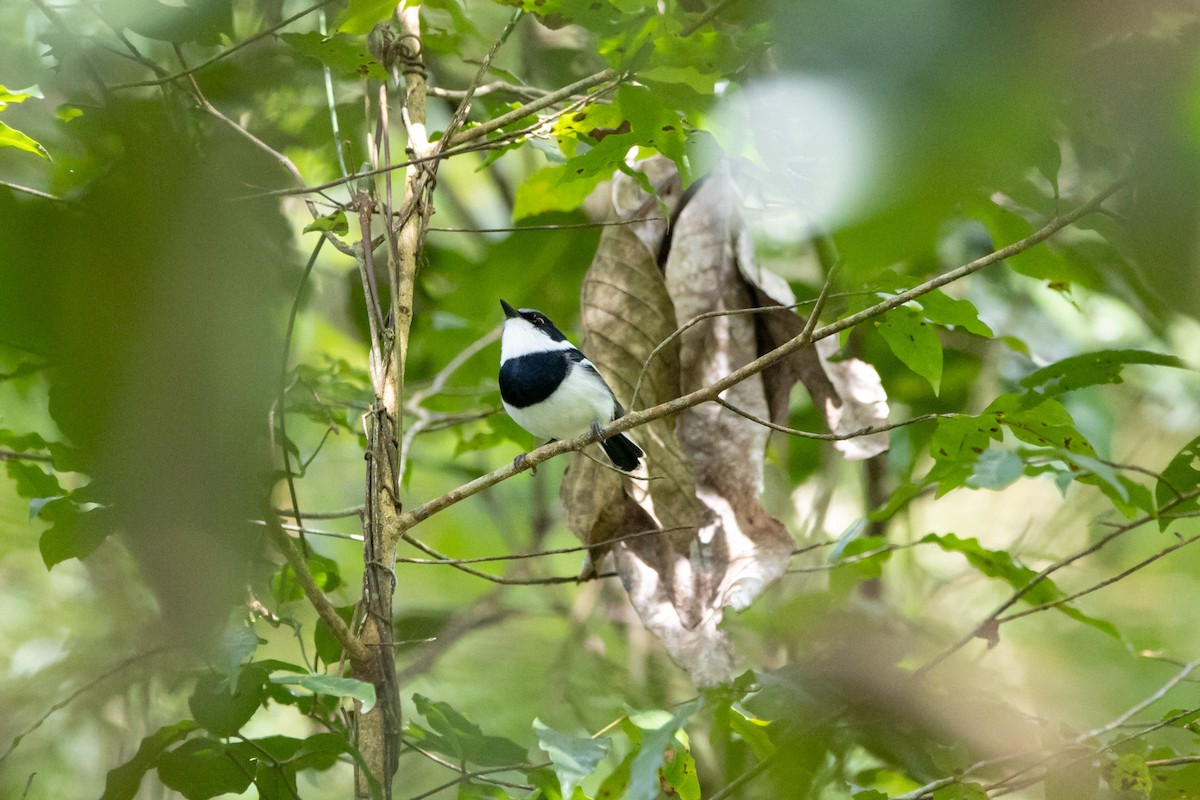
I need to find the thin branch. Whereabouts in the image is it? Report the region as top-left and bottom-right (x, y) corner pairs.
(261, 508), (370, 664)
(395, 525), (689, 566)
(918, 486), (1200, 675)
(278, 236), (326, 556)
(427, 217), (665, 233)
(399, 531), (614, 585)
(0, 449), (54, 463)
(274, 505), (364, 520)
(0, 646), (174, 763)
(439, 9), (523, 151)
(444, 68), (620, 147)
(998, 534), (1200, 624)
(0, 180), (64, 201)
(1076, 655), (1200, 743)
(109, 0), (338, 90)
(717, 398), (948, 441)
(390, 181), (1127, 543)
(679, 0), (742, 37)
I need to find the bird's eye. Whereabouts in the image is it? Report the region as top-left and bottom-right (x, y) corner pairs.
(534, 317), (545, 325)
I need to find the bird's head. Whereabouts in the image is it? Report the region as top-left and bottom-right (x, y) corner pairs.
(499, 299), (571, 359)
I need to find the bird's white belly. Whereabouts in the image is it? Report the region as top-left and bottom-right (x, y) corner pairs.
(503, 367), (615, 441)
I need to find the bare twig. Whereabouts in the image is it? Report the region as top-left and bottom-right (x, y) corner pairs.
(0, 449), (54, 463)
(389, 181), (1127, 543)
(109, 0), (338, 90)
(444, 68), (619, 147)
(680, 0), (742, 37)
(261, 508), (369, 663)
(1076, 655), (1200, 743)
(277, 236), (326, 556)
(918, 486), (1200, 675)
(717, 398), (948, 441)
(998, 534), (1200, 625)
(274, 505), (365, 520)
(0, 646), (174, 763)
(0, 180), (64, 201)
(428, 218), (665, 233)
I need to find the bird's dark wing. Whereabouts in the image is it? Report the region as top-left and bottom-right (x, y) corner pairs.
(499, 350), (570, 408)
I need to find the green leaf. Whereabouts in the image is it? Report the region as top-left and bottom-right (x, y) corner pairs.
(875, 306), (942, 394)
(6, 459), (63, 499)
(624, 699), (703, 800)
(659, 730), (700, 800)
(289, 731), (352, 771)
(727, 707), (775, 761)
(302, 208), (350, 235)
(513, 162), (609, 220)
(915, 290), (993, 337)
(1157, 435), (1200, 531)
(533, 719), (610, 797)
(931, 783), (987, 800)
(189, 665), (268, 736)
(1019, 350), (1185, 399)
(0, 84), (42, 107)
(410, 694), (528, 766)
(852, 793), (889, 800)
(281, 32), (388, 81)
(213, 624), (261, 683)
(314, 604), (357, 664)
(0, 120), (49, 159)
(1106, 753), (1151, 798)
(333, 0), (400, 35)
(271, 673), (377, 713)
(157, 738), (254, 799)
(39, 503), (111, 568)
(967, 449), (1023, 490)
(101, 721), (197, 800)
(55, 103), (83, 122)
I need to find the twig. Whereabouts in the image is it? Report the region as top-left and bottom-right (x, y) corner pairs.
(680, 0), (742, 37)
(717, 398), (948, 441)
(444, 68), (620, 147)
(0, 646), (174, 763)
(274, 505), (365, 520)
(261, 507), (370, 663)
(997, 534), (1200, 624)
(278, 236), (326, 556)
(395, 525), (688, 566)
(427, 218), (665, 233)
(0, 449), (54, 463)
(1076, 655), (1200, 743)
(0, 180), (64, 201)
(389, 181), (1128, 542)
(918, 486), (1200, 675)
(109, 0), (338, 90)
(398, 531), (614, 585)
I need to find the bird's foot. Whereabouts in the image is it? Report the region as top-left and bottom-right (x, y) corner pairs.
(512, 452), (536, 476)
(590, 421), (605, 441)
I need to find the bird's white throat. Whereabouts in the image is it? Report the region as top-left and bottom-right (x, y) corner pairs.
(500, 317), (575, 362)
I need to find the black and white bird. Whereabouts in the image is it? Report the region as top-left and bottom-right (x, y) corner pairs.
(498, 299), (644, 472)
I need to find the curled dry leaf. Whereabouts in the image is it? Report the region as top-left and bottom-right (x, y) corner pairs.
(560, 157), (889, 686)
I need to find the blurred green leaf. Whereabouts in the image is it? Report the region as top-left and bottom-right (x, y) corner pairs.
(533, 719), (610, 798)
(409, 694), (528, 766)
(1156, 435), (1200, 530)
(188, 665), (268, 737)
(101, 721), (197, 800)
(281, 32), (388, 81)
(1106, 753), (1151, 798)
(157, 738), (254, 799)
(333, 0), (400, 35)
(271, 674), (376, 713)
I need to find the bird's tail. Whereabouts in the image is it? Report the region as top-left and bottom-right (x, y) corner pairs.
(600, 433), (643, 472)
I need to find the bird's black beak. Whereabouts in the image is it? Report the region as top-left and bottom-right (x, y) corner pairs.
(499, 299), (519, 319)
